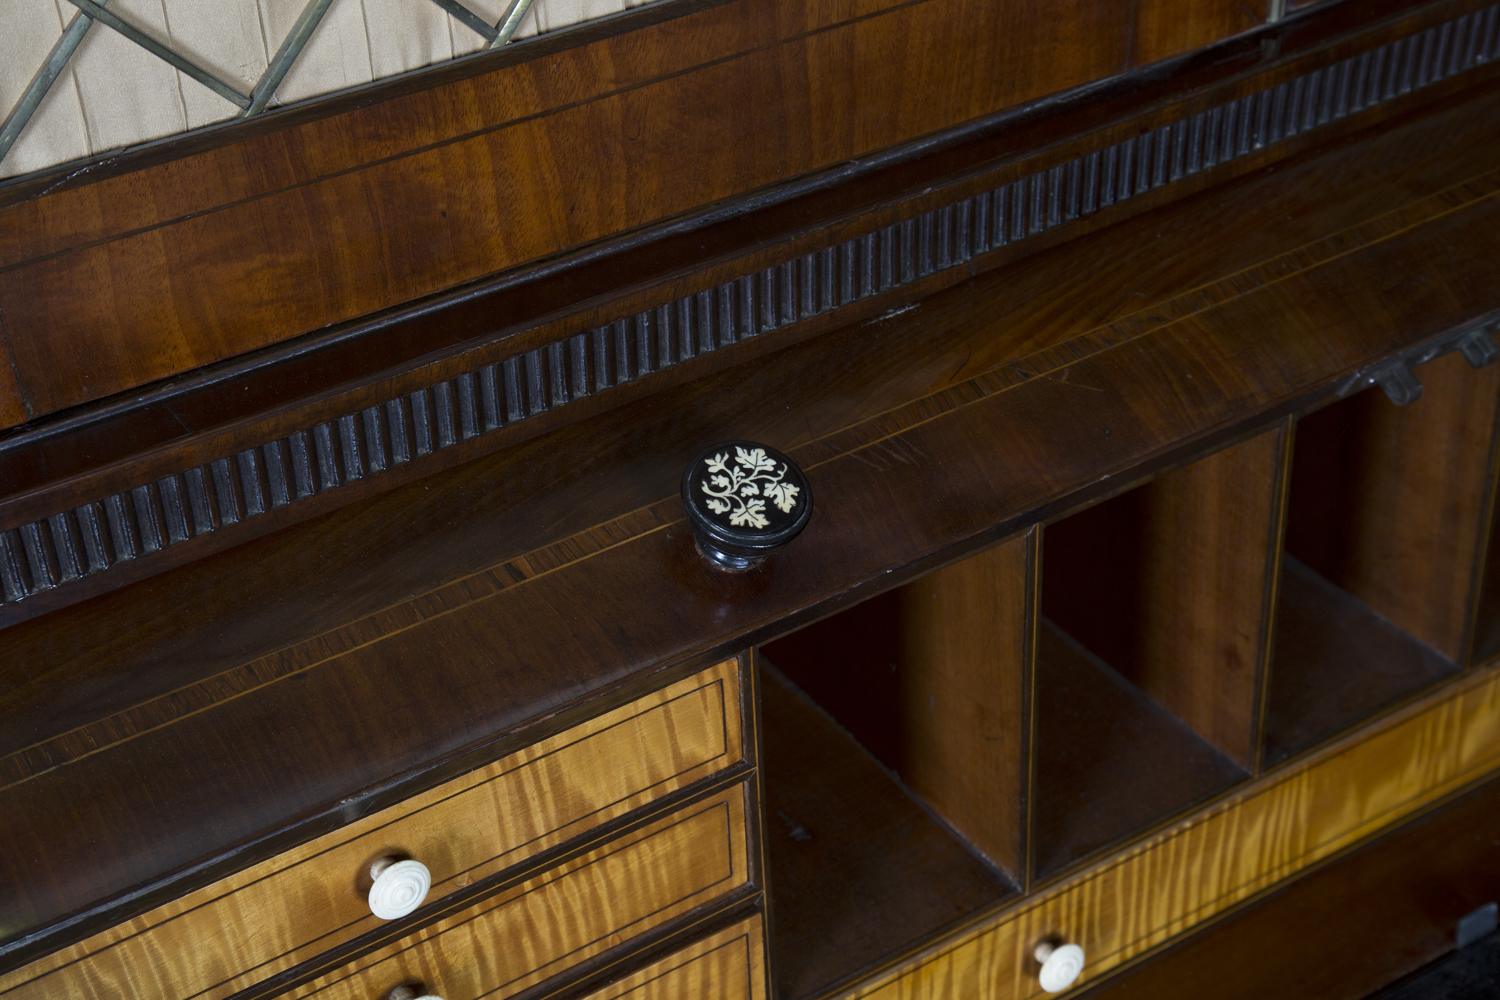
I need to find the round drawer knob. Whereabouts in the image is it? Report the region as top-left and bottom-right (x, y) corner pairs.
(1035, 941), (1085, 993)
(368, 858), (431, 920)
(680, 441), (812, 570)
(387, 987), (443, 1000)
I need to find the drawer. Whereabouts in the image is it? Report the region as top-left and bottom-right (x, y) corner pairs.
(288, 785), (750, 1000)
(580, 915), (767, 1000)
(1, 660), (741, 1000)
(836, 663), (1500, 1000)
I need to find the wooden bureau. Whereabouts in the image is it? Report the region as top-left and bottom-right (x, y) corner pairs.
(0, 662), (744, 1000)
(2, 0), (1500, 998)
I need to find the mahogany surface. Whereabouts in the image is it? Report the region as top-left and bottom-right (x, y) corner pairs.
(1031, 621), (1248, 881)
(1284, 354), (1500, 663)
(0, 0), (1472, 434)
(1041, 427), (1287, 768)
(757, 663), (1013, 1000)
(3, 73), (1500, 965)
(0, 0), (1253, 419)
(761, 531), (1036, 880)
(1, 16), (1496, 634)
(1262, 556), (1460, 766)
(1, 2), (1499, 995)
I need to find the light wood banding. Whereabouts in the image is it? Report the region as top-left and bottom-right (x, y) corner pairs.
(289, 786), (750, 1000)
(0, 661), (741, 1000)
(840, 659), (1500, 1000)
(580, 915), (767, 1000)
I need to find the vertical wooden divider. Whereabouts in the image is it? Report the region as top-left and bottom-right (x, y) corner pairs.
(882, 528), (1038, 884)
(759, 528), (1038, 885)
(1042, 425), (1288, 771)
(1252, 419), (1297, 775)
(1132, 425), (1287, 769)
(1284, 351), (1500, 664)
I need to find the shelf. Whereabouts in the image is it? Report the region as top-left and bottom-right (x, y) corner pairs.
(1263, 362), (1499, 762)
(759, 662), (1015, 1000)
(1261, 557), (1458, 766)
(1032, 620), (1248, 880)
(1282, 357), (1500, 666)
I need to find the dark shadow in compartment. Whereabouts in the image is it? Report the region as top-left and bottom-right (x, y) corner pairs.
(1260, 369), (1492, 764)
(1260, 557), (1458, 766)
(1283, 356), (1500, 667)
(1476, 527), (1500, 664)
(1031, 620), (1248, 880)
(1040, 487), (1149, 689)
(759, 662), (1015, 1000)
(760, 588), (908, 769)
(1034, 429), (1283, 878)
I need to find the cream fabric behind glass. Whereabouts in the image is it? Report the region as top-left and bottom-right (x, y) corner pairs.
(0, 0), (650, 179)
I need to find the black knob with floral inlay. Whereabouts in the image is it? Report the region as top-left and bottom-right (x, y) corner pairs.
(681, 441), (812, 569)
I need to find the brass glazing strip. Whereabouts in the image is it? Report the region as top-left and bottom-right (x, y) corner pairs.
(59, 0), (252, 110)
(245, 0), (336, 116)
(429, 0), (501, 41)
(490, 0), (539, 47)
(0, 4), (104, 167)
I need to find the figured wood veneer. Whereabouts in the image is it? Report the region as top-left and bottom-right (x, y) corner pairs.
(0, 0), (1290, 422)
(1285, 351), (1500, 663)
(762, 531), (1037, 879)
(578, 914), (767, 1000)
(285, 787), (749, 1000)
(758, 662), (1015, 1000)
(6, 87), (1500, 963)
(0, 661), (740, 1000)
(1074, 772), (1500, 1000)
(1043, 426), (1288, 767)
(837, 658), (1500, 1000)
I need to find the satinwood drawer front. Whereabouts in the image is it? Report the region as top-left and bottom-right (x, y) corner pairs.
(286, 786), (750, 1000)
(0, 661), (741, 1000)
(837, 663), (1500, 1000)
(581, 915), (767, 1000)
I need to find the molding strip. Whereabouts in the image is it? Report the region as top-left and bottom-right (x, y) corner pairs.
(5, 159), (1498, 787)
(2, 2), (1498, 612)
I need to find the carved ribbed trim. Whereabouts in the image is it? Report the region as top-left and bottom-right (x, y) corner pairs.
(3, 3), (1498, 607)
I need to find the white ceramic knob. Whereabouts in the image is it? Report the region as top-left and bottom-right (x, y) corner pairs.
(1035, 941), (1085, 993)
(368, 858), (431, 920)
(386, 988), (443, 1000)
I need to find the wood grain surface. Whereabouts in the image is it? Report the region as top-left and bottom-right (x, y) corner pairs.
(758, 663), (1014, 1000)
(285, 787), (749, 1000)
(0, 0), (1154, 417)
(1043, 427), (1287, 767)
(5, 80), (1500, 968)
(835, 660), (1500, 1000)
(1285, 351), (1500, 662)
(0, 0), (1484, 575)
(0, 661), (740, 1000)
(578, 914), (766, 1000)
(1131, 0), (1265, 65)
(1262, 556), (1459, 765)
(1074, 771), (1500, 1000)
(0, 353), (24, 431)
(1031, 622), (1248, 881)
(0, 0), (1469, 422)
(3, 58), (1498, 641)
(763, 531), (1037, 878)
(885, 532), (1037, 879)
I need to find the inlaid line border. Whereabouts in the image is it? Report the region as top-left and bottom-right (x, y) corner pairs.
(4, 154), (1496, 789)
(2, 3), (1498, 612)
